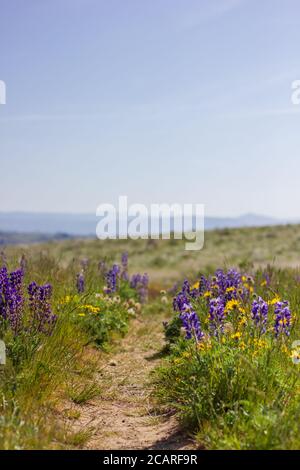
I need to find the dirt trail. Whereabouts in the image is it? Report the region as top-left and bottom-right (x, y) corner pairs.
(71, 314), (195, 450)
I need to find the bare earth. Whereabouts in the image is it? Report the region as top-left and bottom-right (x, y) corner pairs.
(70, 314), (195, 450)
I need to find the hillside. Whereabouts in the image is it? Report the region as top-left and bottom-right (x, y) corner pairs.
(3, 223), (300, 286)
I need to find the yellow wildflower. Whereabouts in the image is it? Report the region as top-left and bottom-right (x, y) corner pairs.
(203, 291), (211, 298)
(231, 332), (242, 340)
(80, 304), (100, 313)
(197, 340), (212, 351)
(182, 351), (192, 359)
(238, 316), (247, 327)
(244, 283), (254, 293)
(173, 358), (182, 365)
(225, 299), (240, 313)
(253, 338), (267, 350)
(268, 296), (281, 305)
(281, 344), (289, 355)
(192, 281), (200, 290)
(60, 295), (72, 304)
(226, 286), (236, 293)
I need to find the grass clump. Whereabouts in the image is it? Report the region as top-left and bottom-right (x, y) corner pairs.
(155, 266), (300, 449)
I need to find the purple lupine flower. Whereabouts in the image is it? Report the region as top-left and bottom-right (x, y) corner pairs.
(130, 273), (141, 289)
(129, 272), (148, 303)
(121, 252), (128, 269)
(173, 291), (189, 313)
(227, 269), (242, 289)
(106, 264), (120, 294)
(182, 279), (190, 295)
(0, 266), (9, 320)
(180, 302), (204, 342)
(263, 271), (271, 287)
(121, 252), (129, 281)
(76, 271), (85, 294)
(173, 280), (191, 312)
(213, 269), (242, 299)
(28, 281), (57, 334)
(0, 267), (24, 334)
(8, 269), (24, 334)
(209, 296), (225, 336)
(199, 275), (210, 295)
(168, 282), (180, 295)
(251, 296), (268, 334)
(213, 269), (227, 296)
(274, 301), (291, 337)
(138, 273), (149, 303)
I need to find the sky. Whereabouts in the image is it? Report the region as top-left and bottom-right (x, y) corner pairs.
(0, 0), (300, 218)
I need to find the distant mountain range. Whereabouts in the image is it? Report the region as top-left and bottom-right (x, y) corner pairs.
(0, 211), (295, 245)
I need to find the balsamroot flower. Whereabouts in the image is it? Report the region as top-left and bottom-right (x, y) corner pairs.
(251, 296), (268, 334)
(28, 281), (57, 334)
(274, 301), (291, 337)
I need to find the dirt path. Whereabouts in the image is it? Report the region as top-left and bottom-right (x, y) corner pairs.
(70, 313), (195, 450)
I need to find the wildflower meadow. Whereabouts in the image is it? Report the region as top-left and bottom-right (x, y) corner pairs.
(1, 226), (300, 450)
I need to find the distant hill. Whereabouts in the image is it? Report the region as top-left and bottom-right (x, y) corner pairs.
(0, 211), (294, 245)
(0, 212), (97, 236)
(0, 231), (74, 246)
(204, 213), (285, 230)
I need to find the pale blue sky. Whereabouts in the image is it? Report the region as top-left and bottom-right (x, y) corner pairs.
(0, 0), (300, 217)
